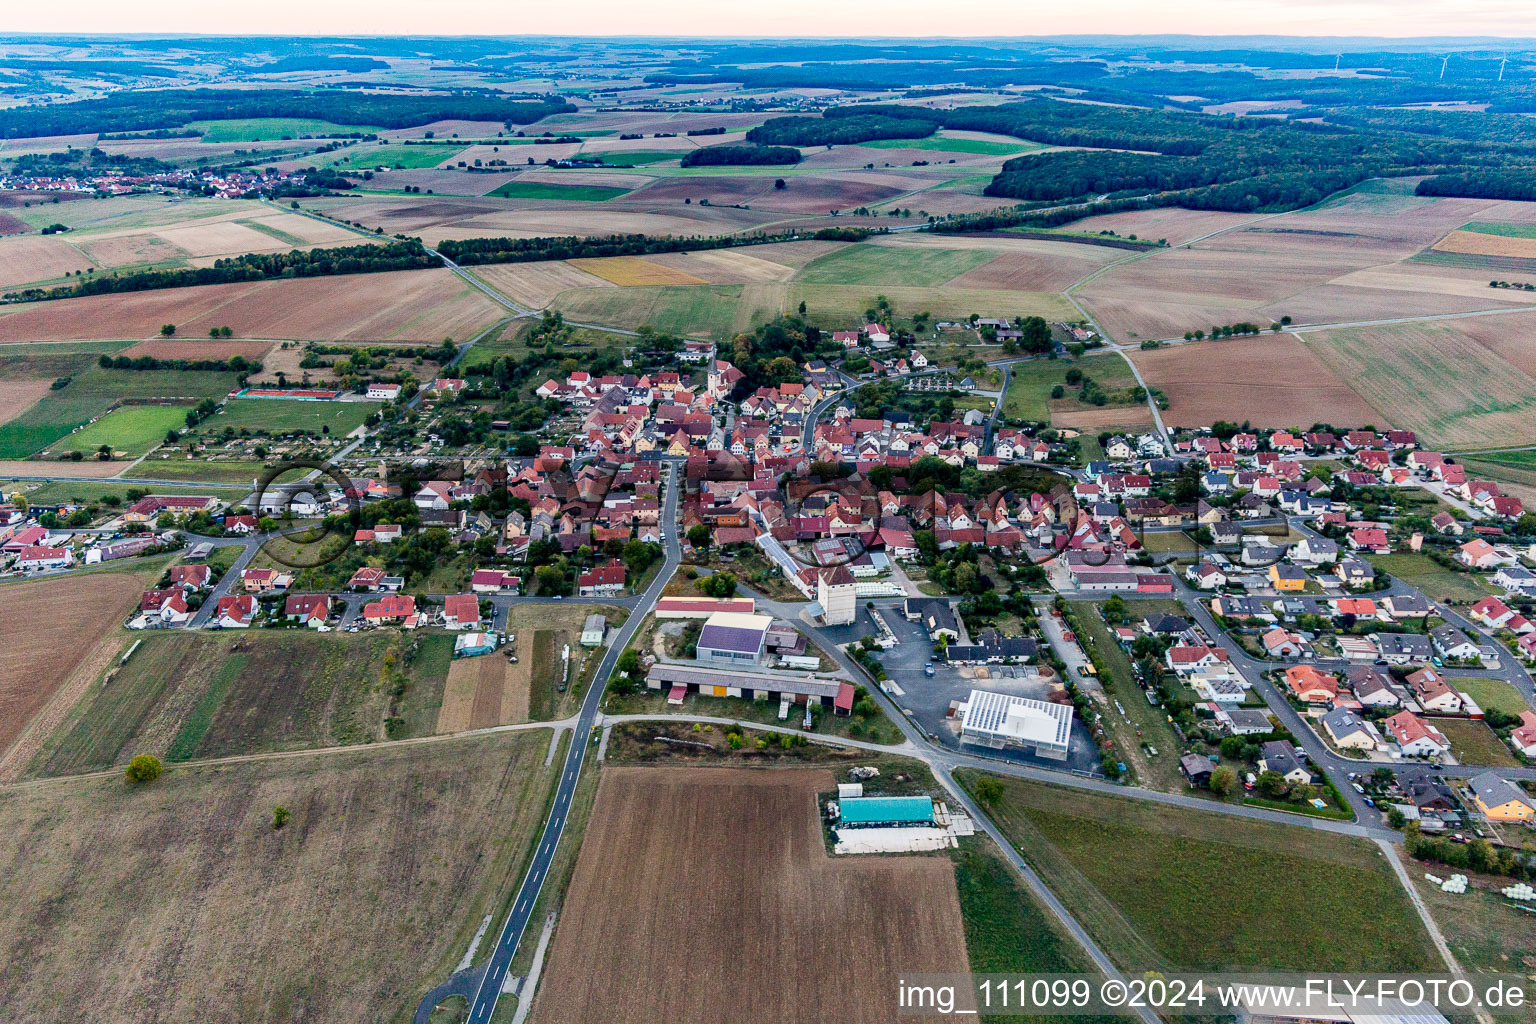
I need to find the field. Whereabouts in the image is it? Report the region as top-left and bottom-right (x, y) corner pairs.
(1432, 227), (1536, 259)
(858, 131), (1046, 156)
(1074, 190), (1536, 343)
(1304, 321), (1536, 449)
(1412, 868), (1536, 988)
(194, 398), (375, 437)
(1451, 676), (1531, 717)
(0, 378), (52, 428)
(436, 650), (529, 732)
(1366, 552), (1495, 603)
(531, 766), (970, 1024)
(962, 772), (1440, 972)
(1129, 336), (1380, 430)
(0, 268), (504, 343)
(794, 243), (994, 287)
(28, 630), (454, 778)
(569, 254), (708, 286)
(326, 142), (468, 171)
(0, 366), (237, 460)
(0, 234), (90, 289)
(0, 571), (150, 776)
(16, 478), (246, 506)
(0, 730), (558, 1024)
(487, 181), (631, 202)
(61, 404), (190, 457)
(1436, 718), (1521, 768)
(188, 117), (382, 141)
(1001, 353), (1141, 425)
(120, 338), (274, 362)
(506, 603), (627, 721)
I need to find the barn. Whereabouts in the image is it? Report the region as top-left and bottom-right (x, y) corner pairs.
(695, 611), (773, 667)
(838, 796), (935, 828)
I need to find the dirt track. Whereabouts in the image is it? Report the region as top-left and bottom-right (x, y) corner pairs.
(533, 766), (970, 1024)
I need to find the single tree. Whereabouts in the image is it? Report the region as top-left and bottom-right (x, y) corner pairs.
(159, 323), (176, 337)
(1209, 765), (1237, 796)
(125, 754), (162, 784)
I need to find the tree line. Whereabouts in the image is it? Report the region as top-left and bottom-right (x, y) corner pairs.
(436, 226), (871, 267)
(0, 88), (575, 140)
(98, 353), (260, 373)
(3, 240), (432, 303)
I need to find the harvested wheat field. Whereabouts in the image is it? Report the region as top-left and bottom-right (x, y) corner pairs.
(533, 767), (969, 1024)
(946, 245), (1123, 293)
(644, 248), (798, 284)
(1433, 229), (1536, 259)
(470, 261), (612, 307)
(1448, 309), (1536, 377)
(739, 239), (850, 269)
(121, 338), (274, 362)
(568, 255), (708, 287)
(0, 571), (143, 766)
(436, 652), (529, 732)
(0, 268), (503, 342)
(1303, 321), (1536, 449)
(0, 730), (560, 1024)
(1131, 336), (1380, 430)
(1069, 207), (1260, 246)
(0, 379), (54, 427)
(0, 234), (90, 289)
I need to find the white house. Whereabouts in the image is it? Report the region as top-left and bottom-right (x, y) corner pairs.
(367, 382), (402, 400)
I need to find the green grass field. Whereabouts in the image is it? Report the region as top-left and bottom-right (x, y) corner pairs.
(61, 405), (190, 457)
(130, 458), (269, 484)
(29, 630), (453, 777)
(551, 283), (766, 339)
(487, 181), (631, 201)
(959, 772), (1441, 973)
(16, 479), (244, 506)
(795, 244), (993, 287)
(0, 367), (238, 459)
(196, 398), (374, 437)
(1366, 552), (1496, 603)
(1452, 676), (1531, 717)
(327, 143), (469, 171)
(188, 118), (382, 142)
(1001, 353), (1138, 422)
(859, 133), (1048, 156)
(1461, 222), (1536, 240)
(1437, 718), (1521, 767)
(589, 150), (682, 166)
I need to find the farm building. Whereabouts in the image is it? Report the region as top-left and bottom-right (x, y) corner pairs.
(655, 596), (756, 619)
(644, 663), (854, 715)
(695, 611), (773, 667)
(581, 614), (606, 647)
(454, 632), (499, 658)
(837, 796), (935, 828)
(955, 689), (1073, 761)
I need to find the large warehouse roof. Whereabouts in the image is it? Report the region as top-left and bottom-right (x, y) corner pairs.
(960, 689), (1072, 754)
(645, 663), (852, 705)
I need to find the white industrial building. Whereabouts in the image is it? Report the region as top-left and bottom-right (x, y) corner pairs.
(956, 689), (1073, 761)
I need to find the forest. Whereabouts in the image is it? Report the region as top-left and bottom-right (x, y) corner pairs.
(678, 143), (802, 167)
(745, 113), (938, 146)
(0, 89), (575, 139)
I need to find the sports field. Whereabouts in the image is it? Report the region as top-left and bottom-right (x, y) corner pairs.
(962, 772), (1440, 972)
(532, 766), (970, 1024)
(0, 730), (558, 1024)
(60, 404), (189, 457)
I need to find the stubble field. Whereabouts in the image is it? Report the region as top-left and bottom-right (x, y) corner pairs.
(532, 766), (970, 1024)
(0, 730), (559, 1024)
(0, 571), (147, 772)
(1129, 335), (1380, 429)
(0, 268), (504, 342)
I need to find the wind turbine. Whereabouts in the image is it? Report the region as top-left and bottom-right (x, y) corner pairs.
(1499, 56), (1508, 82)
(1334, 53), (1341, 72)
(1439, 54), (1450, 80)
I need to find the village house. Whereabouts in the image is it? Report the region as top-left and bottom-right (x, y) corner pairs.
(1384, 711), (1450, 758)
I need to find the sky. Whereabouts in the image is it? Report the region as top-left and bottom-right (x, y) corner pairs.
(7, 1), (1536, 40)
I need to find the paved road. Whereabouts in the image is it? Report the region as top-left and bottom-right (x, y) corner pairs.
(464, 462), (681, 1024)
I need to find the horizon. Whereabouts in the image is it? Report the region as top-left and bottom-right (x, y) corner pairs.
(5, 2), (1536, 42)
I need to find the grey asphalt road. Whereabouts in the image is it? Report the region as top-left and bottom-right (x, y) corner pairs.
(464, 462), (681, 1024)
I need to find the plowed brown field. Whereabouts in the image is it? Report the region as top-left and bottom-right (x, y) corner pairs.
(533, 767), (969, 1024)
